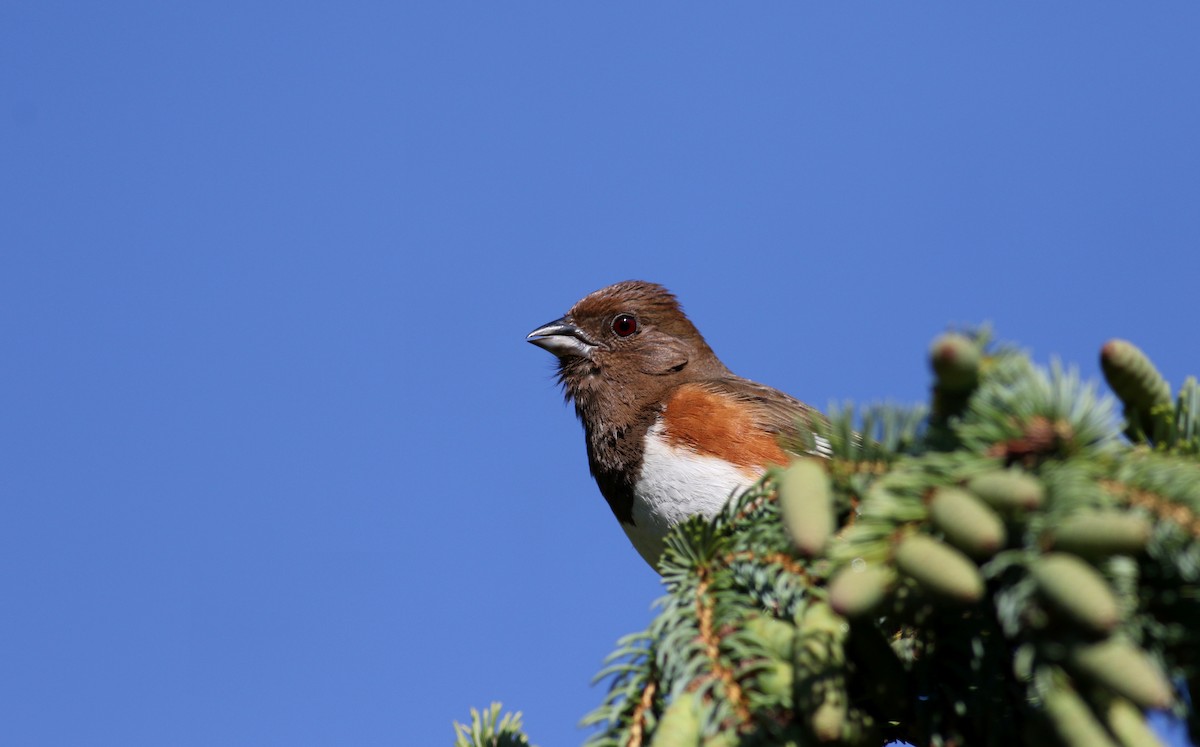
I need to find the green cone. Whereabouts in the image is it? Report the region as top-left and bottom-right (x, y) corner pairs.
(929, 486), (1008, 558)
(930, 333), (981, 392)
(1068, 639), (1175, 711)
(745, 614), (796, 661)
(1101, 339), (1172, 439)
(1050, 512), (1151, 558)
(651, 692), (702, 747)
(1031, 553), (1121, 635)
(966, 470), (1045, 511)
(1043, 677), (1120, 747)
(780, 459), (835, 557)
(809, 689), (848, 743)
(827, 564), (894, 618)
(1106, 696), (1168, 747)
(756, 660), (794, 701)
(895, 534), (984, 604)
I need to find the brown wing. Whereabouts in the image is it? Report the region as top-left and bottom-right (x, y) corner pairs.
(702, 376), (817, 434)
(658, 377), (821, 471)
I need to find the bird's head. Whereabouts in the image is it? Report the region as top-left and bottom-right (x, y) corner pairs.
(527, 281), (729, 414)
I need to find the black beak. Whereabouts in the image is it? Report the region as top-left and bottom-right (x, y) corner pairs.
(526, 317), (597, 359)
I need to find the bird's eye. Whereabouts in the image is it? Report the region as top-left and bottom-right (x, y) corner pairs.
(611, 313), (638, 338)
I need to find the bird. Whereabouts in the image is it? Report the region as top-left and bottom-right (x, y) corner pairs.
(526, 280), (822, 569)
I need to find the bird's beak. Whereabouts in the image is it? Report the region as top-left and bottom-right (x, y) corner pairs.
(526, 317), (597, 359)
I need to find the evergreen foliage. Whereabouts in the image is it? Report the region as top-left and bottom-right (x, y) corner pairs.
(454, 703), (537, 747)
(461, 334), (1200, 746)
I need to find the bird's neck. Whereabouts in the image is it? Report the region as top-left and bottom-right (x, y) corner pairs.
(568, 372), (662, 526)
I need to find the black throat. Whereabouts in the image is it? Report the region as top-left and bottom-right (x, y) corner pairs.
(582, 417), (651, 526)
(564, 366), (663, 527)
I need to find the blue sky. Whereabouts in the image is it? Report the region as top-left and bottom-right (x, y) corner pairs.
(3, 4), (1199, 746)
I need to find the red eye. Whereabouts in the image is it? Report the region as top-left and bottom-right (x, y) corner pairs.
(611, 313), (638, 337)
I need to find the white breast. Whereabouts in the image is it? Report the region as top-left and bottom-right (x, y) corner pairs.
(622, 420), (762, 568)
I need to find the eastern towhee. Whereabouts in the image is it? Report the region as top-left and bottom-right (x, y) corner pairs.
(528, 280), (822, 568)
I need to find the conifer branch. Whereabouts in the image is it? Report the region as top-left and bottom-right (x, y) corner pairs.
(459, 330), (1199, 747)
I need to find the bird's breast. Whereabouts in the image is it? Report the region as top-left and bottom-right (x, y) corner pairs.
(623, 419), (763, 567)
